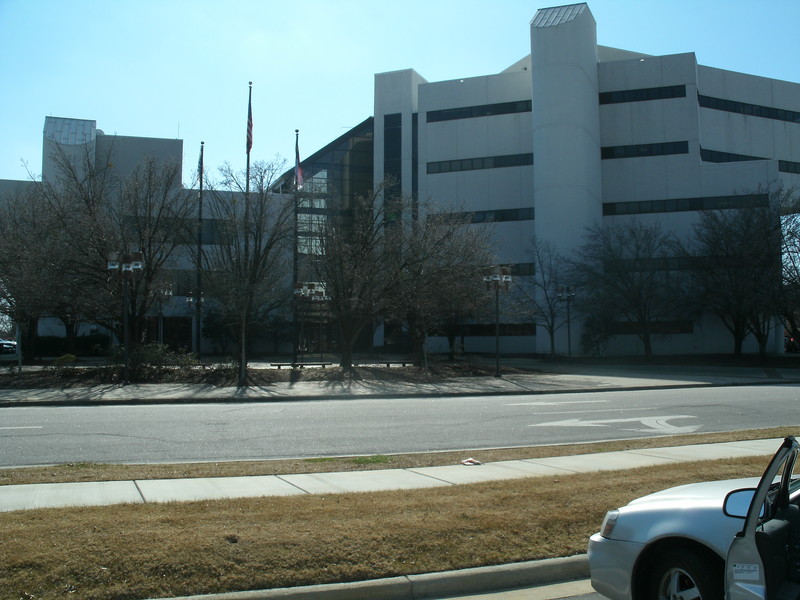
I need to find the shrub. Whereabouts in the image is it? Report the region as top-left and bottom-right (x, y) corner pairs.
(50, 353), (79, 378)
(53, 354), (77, 367)
(129, 344), (197, 369)
(111, 344), (199, 382)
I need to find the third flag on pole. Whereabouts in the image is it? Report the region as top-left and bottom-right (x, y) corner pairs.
(295, 129), (303, 190)
(246, 82), (253, 154)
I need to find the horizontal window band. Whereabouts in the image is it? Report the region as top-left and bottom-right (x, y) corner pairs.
(427, 153), (533, 174)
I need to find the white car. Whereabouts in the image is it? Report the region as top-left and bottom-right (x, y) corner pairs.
(588, 436), (800, 600)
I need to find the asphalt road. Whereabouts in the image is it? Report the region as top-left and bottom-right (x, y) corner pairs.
(1, 384), (799, 467)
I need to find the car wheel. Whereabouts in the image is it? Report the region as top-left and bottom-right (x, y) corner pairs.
(649, 547), (722, 600)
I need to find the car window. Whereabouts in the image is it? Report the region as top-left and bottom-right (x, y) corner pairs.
(790, 450), (800, 497)
(755, 443), (799, 521)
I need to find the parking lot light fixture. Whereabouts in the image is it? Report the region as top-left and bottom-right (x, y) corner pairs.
(484, 266), (512, 377)
(556, 286), (576, 358)
(107, 251), (145, 384)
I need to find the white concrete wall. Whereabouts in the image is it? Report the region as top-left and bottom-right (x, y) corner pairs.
(698, 65), (800, 170)
(95, 134), (183, 187)
(599, 53), (701, 205)
(531, 4), (602, 257)
(373, 68), (426, 193)
(418, 69), (533, 214)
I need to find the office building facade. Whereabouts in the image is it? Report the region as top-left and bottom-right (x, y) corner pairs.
(365, 3), (800, 356)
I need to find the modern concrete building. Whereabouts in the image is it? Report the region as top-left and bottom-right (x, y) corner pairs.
(0, 116), (195, 349)
(359, 2), (800, 356)
(41, 116), (183, 189)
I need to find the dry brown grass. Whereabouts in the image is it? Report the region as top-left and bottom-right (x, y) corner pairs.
(1, 428), (792, 600)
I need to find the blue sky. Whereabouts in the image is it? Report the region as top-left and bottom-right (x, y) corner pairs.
(1, 0), (798, 186)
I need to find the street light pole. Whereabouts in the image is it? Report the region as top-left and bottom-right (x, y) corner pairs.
(195, 141), (204, 356)
(484, 266), (512, 378)
(557, 286), (576, 358)
(107, 251), (144, 385)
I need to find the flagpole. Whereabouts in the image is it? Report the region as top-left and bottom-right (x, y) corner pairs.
(195, 141), (204, 355)
(240, 81), (253, 386)
(292, 129), (300, 368)
(245, 81), (252, 234)
(246, 81), (253, 192)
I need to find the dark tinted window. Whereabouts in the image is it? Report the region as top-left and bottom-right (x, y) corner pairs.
(427, 100), (531, 123)
(600, 85), (686, 105)
(427, 153), (533, 174)
(699, 94), (800, 124)
(601, 141), (688, 160)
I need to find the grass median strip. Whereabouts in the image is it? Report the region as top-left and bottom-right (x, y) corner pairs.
(2, 428), (793, 600)
(0, 427), (787, 487)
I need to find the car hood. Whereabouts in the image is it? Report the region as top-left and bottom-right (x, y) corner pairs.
(627, 477), (760, 507)
(605, 477), (760, 549)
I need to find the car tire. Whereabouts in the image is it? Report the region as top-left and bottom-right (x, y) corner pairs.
(648, 547), (723, 600)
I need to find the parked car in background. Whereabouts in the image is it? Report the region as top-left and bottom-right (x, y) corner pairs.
(0, 340), (16, 354)
(589, 436), (800, 600)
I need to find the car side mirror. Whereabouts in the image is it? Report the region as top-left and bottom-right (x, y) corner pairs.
(723, 488), (759, 518)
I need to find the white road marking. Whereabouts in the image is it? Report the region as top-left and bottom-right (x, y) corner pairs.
(0, 426), (43, 430)
(530, 415), (700, 434)
(508, 400), (607, 406)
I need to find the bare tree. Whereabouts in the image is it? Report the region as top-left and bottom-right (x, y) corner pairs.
(777, 188), (800, 340)
(570, 221), (688, 357)
(199, 160), (293, 386)
(512, 236), (567, 355)
(110, 156), (196, 346)
(38, 144), (195, 352)
(314, 184), (396, 372)
(385, 210), (493, 365)
(314, 185), (493, 372)
(0, 184), (63, 355)
(686, 191), (785, 356)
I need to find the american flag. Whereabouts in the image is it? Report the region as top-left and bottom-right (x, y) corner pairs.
(246, 83), (253, 154)
(295, 129), (303, 189)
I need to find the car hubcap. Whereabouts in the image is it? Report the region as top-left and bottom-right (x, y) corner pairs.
(658, 567), (702, 600)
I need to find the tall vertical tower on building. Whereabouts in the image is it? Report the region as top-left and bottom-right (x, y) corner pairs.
(42, 117), (98, 184)
(531, 4), (602, 256)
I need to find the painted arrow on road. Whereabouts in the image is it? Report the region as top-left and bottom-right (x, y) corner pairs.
(507, 400), (607, 406)
(529, 415), (700, 435)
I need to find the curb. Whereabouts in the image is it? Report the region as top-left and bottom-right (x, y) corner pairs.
(150, 555), (589, 600)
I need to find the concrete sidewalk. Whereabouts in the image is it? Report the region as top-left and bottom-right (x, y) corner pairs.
(2, 359), (800, 407)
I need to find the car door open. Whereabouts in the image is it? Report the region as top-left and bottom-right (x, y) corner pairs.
(725, 436), (800, 600)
